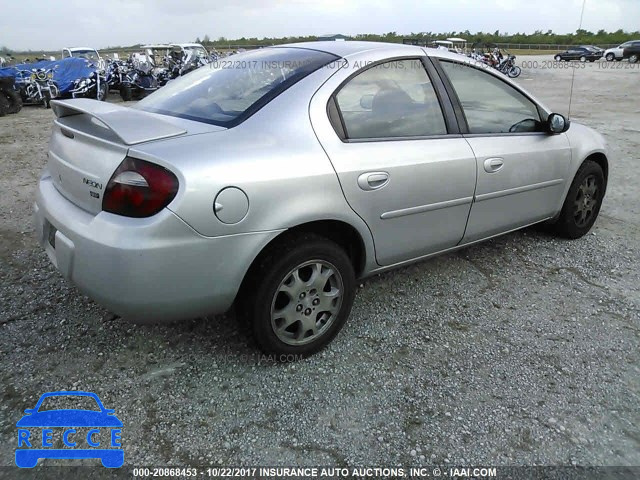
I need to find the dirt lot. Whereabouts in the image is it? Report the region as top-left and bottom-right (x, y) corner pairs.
(0, 56), (639, 471)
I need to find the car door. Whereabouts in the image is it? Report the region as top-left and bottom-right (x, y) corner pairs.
(568, 49), (582, 60)
(436, 59), (571, 243)
(310, 57), (477, 266)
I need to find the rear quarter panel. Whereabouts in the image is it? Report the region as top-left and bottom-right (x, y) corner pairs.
(129, 63), (377, 269)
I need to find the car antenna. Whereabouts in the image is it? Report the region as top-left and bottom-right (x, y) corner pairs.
(568, 0), (588, 120)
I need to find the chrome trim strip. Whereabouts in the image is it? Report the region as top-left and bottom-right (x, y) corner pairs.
(381, 196), (473, 220)
(475, 178), (564, 202)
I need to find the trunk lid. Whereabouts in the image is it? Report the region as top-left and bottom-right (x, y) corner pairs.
(47, 99), (223, 214)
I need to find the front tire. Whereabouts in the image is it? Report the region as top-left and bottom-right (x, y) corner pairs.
(605, 53), (615, 61)
(43, 90), (51, 108)
(508, 66), (522, 78)
(554, 55), (562, 61)
(239, 233), (356, 358)
(97, 82), (108, 101)
(551, 160), (605, 239)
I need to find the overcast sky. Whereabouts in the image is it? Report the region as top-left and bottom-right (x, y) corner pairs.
(2, 0), (639, 51)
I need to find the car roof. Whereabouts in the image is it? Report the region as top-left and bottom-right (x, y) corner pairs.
(273, 41), (422, 57)
(271, 40), (478, 65)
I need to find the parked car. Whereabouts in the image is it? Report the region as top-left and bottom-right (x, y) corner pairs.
(622, 41), (640, 63)
(554, 46), (602, 62)
(36, 42), (609, 357)
(582, 45), (604, 57)
(603, 40), (640, 61)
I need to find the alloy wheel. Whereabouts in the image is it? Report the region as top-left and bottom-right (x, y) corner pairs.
(573, 174), (599, 228)
(270, 260), (343, 346)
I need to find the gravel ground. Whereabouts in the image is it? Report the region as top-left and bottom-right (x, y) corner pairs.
(0, 56), (639, 470)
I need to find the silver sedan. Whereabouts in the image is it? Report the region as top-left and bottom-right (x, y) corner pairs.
(35, 42), (609, 356)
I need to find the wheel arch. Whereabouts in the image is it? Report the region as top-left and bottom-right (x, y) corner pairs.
(585, 151), (608, 186)
(252, 219), (367, 278)
(233, 219), (370, 311)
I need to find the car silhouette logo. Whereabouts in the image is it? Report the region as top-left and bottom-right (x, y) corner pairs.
(15, 391), (123, 468)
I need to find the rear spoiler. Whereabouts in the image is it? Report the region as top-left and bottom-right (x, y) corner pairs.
(50, 99), (186, 145)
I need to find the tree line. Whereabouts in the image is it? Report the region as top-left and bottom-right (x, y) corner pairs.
(3, 29), (639, 56)
(196, 29), (640, 47)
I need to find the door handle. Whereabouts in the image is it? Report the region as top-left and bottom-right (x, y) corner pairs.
(483, 158), (504, 173)
(357, 172), (389, 191)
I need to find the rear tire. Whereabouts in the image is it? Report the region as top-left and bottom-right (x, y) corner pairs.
(0, 94), (9, 117)
(238, 233), (356, 358)
(550, 160), (605, 239)
(5, 88), (23, 113)
(554, 55), (562, 61)
(580, 56), (587, 62)
(630, 54), (639, 64)
(120, 85), (132, 101)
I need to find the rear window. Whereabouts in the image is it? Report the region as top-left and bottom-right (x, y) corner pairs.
(136, 47), (339, 127)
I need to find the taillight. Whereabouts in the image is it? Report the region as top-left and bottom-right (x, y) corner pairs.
(103, 157), (178, 218)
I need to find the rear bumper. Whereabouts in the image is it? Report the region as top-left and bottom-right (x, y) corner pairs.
(34, 172), (281, 322)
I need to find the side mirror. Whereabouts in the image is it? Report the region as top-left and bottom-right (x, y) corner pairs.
(547, 113), (570, 134)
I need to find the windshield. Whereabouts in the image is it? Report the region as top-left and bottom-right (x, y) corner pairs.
(71, 50), (100, 62)
(136, 47), (339, 127)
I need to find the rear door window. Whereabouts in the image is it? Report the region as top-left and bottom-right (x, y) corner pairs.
(333, 59), (447, 139)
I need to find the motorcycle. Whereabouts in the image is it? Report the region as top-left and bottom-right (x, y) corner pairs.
(119, 61), (159, 101)
(106, 59), (129, 92)
(154, 67), (172, 87)
(15, 67), (59, 108)
(70, 70), (108, 100)
(165, 49), (209, 79)
(497, 54), (522, 78)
